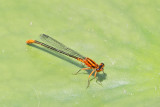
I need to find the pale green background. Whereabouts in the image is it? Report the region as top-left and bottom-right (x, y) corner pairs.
(0, 0), (160, 107)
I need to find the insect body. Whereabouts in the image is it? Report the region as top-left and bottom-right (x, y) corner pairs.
(26, 34), (105, 87)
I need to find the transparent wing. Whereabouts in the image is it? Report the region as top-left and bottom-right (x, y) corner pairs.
(40, 34), (85, 59)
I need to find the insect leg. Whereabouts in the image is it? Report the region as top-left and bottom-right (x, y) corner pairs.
(87, 69), (95, 88)
(73, 67), (91, 75)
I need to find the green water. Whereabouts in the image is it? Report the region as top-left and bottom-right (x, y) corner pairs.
(0, 0), (160, 107)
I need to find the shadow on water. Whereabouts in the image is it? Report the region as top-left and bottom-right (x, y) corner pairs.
(27, 44), (107, 84)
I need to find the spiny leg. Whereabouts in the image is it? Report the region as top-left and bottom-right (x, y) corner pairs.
(94, 71), (97, 78)
(73, 67), (91, 75)
(87, 69), (95, 88)
(94, 71), (98, 82)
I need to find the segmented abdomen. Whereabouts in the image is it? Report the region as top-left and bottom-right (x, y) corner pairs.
(35, 40), (78, 59)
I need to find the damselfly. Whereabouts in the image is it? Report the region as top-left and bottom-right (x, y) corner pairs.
(26, 34), (105, 87)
